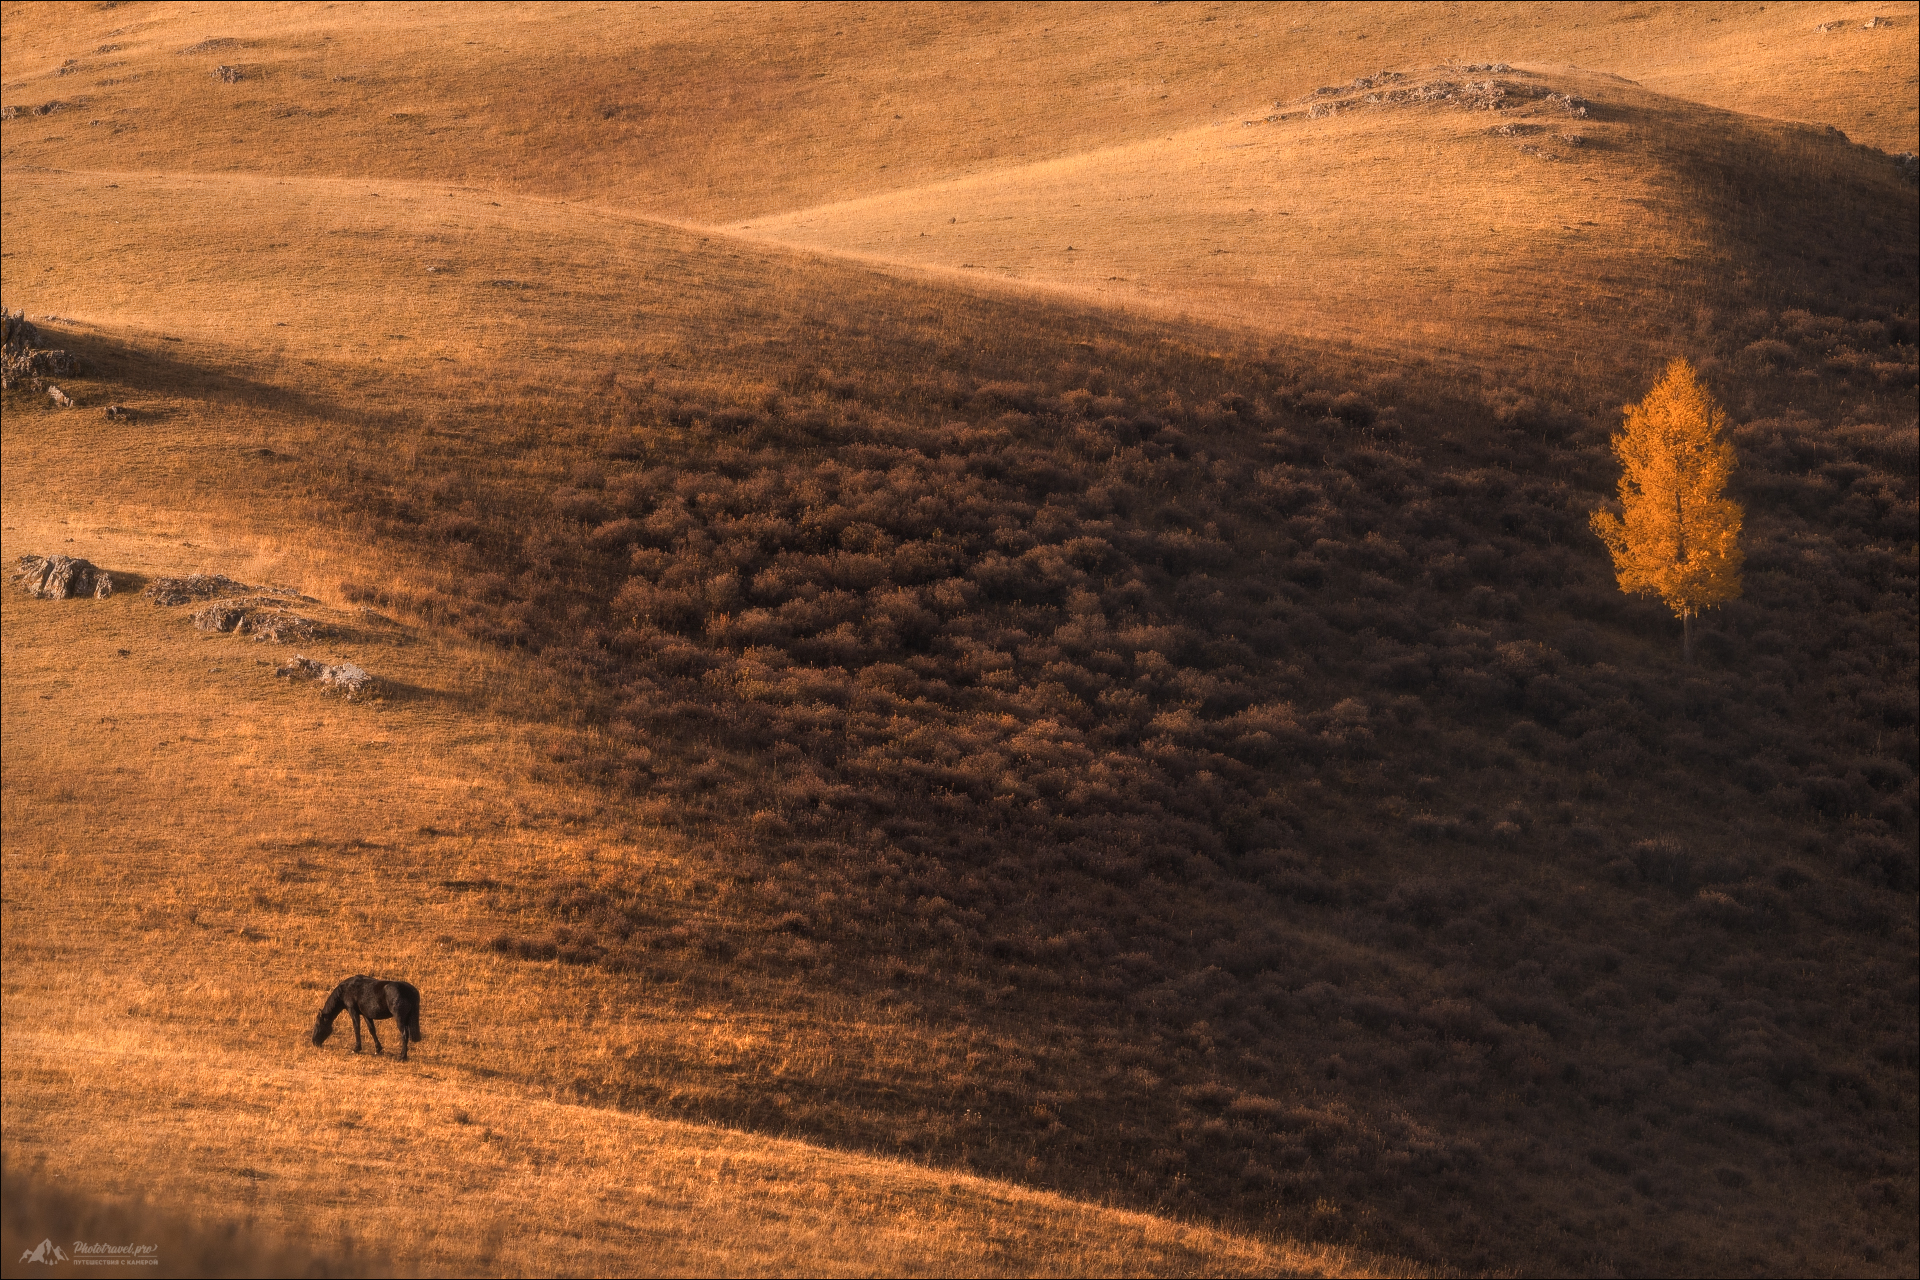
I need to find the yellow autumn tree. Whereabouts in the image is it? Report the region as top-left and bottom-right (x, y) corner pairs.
(1590, 358), (1744, 662)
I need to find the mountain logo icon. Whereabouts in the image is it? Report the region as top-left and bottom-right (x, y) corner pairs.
(18, 1238), (69, 1264)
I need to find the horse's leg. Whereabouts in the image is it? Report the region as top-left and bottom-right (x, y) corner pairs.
(366, 1015), (384, 1057)
(385, 984), (411, 1061)
(351, 1009), (364, 1053)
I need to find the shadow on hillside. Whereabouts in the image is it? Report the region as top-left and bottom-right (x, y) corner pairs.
(367, 676), (465, 708)
(22, 325), (387, 432)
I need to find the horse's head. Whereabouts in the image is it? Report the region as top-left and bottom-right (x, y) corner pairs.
(312, 985), (346, 1046)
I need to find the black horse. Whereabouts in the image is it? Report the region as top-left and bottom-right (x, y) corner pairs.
(311, 976), (424, 1061)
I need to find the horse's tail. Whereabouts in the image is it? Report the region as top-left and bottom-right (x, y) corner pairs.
(408, 997), (424, 1043)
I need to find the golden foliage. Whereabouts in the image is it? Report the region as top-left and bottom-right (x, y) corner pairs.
(1590, 358), (1744, 630)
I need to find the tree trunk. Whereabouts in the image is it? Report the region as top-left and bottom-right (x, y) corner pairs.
(1682, 610), (1692, 665)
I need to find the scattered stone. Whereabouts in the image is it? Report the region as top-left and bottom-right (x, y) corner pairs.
(1896, 152), (1918, 185)
(2, 101), (65, 119)
(244, 610), (325, 643)
(1862, 15), (1892, 28)
(1562, 132), (1587, 146)
(321, 661), (374, 697)
(14, 554), (112, 599)
(190, 601), (250, 632)
(214, 65), (243, 83)
(104, 404), (132, 420)
(1462, 80), (1510, 109)
(48, 385), (73, 408)
(1462, 62), (1513, 73)
(276, 654), (376, 700)
(191, 597), (326, 642)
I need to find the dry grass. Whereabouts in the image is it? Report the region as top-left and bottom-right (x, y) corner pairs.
(3, 186), (1909, 1271)
(2, 1), (1911, 388)
(2, 1020), (1383, 1278)
(0, 237), (1412, 1272)
(1, 3), (1914, 1277)
(0, 521), (1413, 1279)
(1, 1), (1912, 224)
(6, 74), (1907, 393)
(737, 62), (1910, 365)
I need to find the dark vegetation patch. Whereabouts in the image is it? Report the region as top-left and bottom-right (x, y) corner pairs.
(281, 283), (1917, 1274)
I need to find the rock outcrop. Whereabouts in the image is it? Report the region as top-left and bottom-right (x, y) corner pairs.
(276, 655), (376, 700)
(2, 309), (82, 390)
(146, 573), (325, 641)
(14, 554), (113, 599)
(1278, 70), (1592, 124)
(142, 573), (256, 606)
(191, 599), (326, 642)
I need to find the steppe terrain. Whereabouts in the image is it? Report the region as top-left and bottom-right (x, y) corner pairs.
(3, 3), (1916, 1277)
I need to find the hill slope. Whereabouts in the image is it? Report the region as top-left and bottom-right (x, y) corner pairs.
(0, 520), (1391, 1279)
(3, 3), (1916, 1277)
(741, 63), (1915, 364)
(4, 153), (1914, 1273)
(1, 0), (1914, 223)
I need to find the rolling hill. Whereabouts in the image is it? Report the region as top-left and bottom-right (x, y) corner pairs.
(2, 0), (1914, 220)
(3, 3), (1915, 1277)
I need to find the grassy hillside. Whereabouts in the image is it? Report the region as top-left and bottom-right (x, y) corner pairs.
(0, 390), (1400, 1278)
(3, 2), (1916, 1277)
(1, 0), (1914, 224)
(742, 64), (1915, 363)
(6, 158), (1914, 1274)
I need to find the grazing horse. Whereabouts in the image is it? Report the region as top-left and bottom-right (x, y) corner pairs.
(311, 976), (424, 1061)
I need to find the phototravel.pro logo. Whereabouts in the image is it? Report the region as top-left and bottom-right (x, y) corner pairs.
(17, 1238), (160, 1268)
